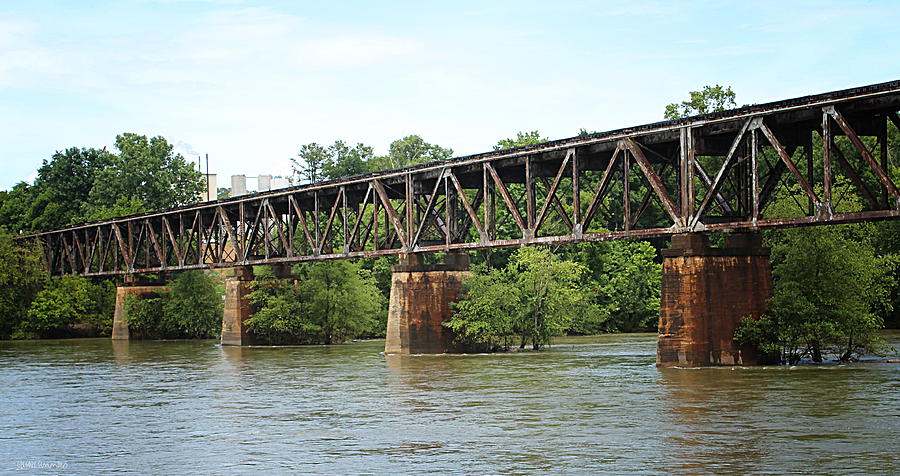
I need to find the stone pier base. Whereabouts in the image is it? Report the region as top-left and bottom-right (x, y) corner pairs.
(384, 253), (470, 354)
(112, 282), (167, 340)
(221, 266), (255, 346)
(657, 233), (773, 367)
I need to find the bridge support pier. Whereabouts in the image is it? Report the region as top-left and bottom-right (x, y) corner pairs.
(112, 275), (167, 340)
(221, 266), (255, 346)
(384, 253), (470, 354)
(657, 233), (773, 367)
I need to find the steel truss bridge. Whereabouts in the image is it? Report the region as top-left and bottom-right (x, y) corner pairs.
(25, 80), (900, 277)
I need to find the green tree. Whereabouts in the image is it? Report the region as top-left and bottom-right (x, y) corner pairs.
(298, 261), (381, 344)
(494, 130), (547, 150)
(161, 270), (223, 339)
(246, 262), (383, 344)
(0, 183), (34, 234)
(448, 247), (601, 350)
(88, 133), (203, 214)
(292, 142), (330, 184)
(323, 141), (374, 179)
(123, 295), (165, 338)
(664, 85), (737, 119)
(29, 147), (115, 229)
(80, 196), (145, 222)
(0, 231), (47, 338)
(736, 185), (895, 363)
(22, 276), (93, 338)
(375, 135), (453, 170)
(563, 240), (661, 333)
(245, 269), (311, 344)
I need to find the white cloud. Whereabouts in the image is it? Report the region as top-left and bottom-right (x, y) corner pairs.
(0, 17), (70, 87)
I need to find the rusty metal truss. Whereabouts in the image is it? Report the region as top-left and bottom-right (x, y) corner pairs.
(24, 80), (900, 276)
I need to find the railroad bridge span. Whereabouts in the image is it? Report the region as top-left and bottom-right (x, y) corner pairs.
(22, 80), (900, 365)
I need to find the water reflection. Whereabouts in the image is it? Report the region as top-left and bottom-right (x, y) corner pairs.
(658, 367), (770, 474)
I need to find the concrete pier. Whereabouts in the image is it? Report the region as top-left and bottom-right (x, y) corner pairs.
(657, 233), (773, 367)
(384, 253), (470, 354)
(221, 266), (255, 346)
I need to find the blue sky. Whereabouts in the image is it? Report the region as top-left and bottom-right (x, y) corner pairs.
(1, 0), (898, 190)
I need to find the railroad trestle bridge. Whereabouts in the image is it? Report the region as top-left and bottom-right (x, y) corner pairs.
(22, 80), (900, 366)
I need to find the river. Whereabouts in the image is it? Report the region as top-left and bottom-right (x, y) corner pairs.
(1, 332), (898, 474)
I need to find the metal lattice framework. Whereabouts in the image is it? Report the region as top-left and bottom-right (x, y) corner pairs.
(24, 80), (900, 277)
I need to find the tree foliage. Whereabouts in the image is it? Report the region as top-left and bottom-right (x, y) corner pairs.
(246, 261), (383, 344)
(123, 271), (222, 339)
(494, 130), (547, 150)
(563, 240), (661, 333)
(161, 270), (223, 338)
(736, 186), (895, 363)
(664, 85), (737, 119)
(291, 141), (375, 184)
(88, 133), (203, 215)
(0, 230), (48, 338)
(0, 133), (203, 233)
(447, 247), (602, 350)
(384, 134), (453, 169)
(291, 135), (451, 184)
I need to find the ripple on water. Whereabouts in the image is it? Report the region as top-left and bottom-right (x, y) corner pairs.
(0, 333), (898, 474)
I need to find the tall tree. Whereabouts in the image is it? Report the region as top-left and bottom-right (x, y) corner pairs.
(664, 85), (737, 119)
(381, 135), (453, 170)
(292, 142), (331, 184)
(0, 230), (47, 339)
(88, 133), (203, 215)
(323, 141), (374, 179)
(28, 147), (115, 229)
(494, 130), (547, 150)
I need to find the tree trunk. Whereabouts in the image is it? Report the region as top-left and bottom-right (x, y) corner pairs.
(811, 342), (823, 363)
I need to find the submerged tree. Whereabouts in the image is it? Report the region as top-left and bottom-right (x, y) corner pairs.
(122, 271), (222, 339)
(246, 261), (383, 344)
(447, 247), (601, 350)
(161, 270), (223, 339)
(736, 186), (896, 363)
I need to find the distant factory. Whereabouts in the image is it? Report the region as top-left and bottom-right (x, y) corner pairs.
(199, 174), (292, 201)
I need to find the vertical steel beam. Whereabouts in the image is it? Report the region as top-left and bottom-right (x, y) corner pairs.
(751, 128), (759, 223)
(525, 156), (535, 234)
(623, 148), (631, 231)
(880, 115), (889, 207)
(823, 110), (833, 207)
(571, 148), (581, 235)
(680, 127), (695, 223)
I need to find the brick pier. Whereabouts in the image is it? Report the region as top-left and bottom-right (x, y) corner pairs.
(384, 253), (470, 354)
(657, 233), (773, 366)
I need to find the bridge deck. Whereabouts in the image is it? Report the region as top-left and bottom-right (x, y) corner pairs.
(22, 79), (900, 276)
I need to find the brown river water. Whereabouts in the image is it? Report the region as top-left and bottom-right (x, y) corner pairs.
(1, 332), (898, 474)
